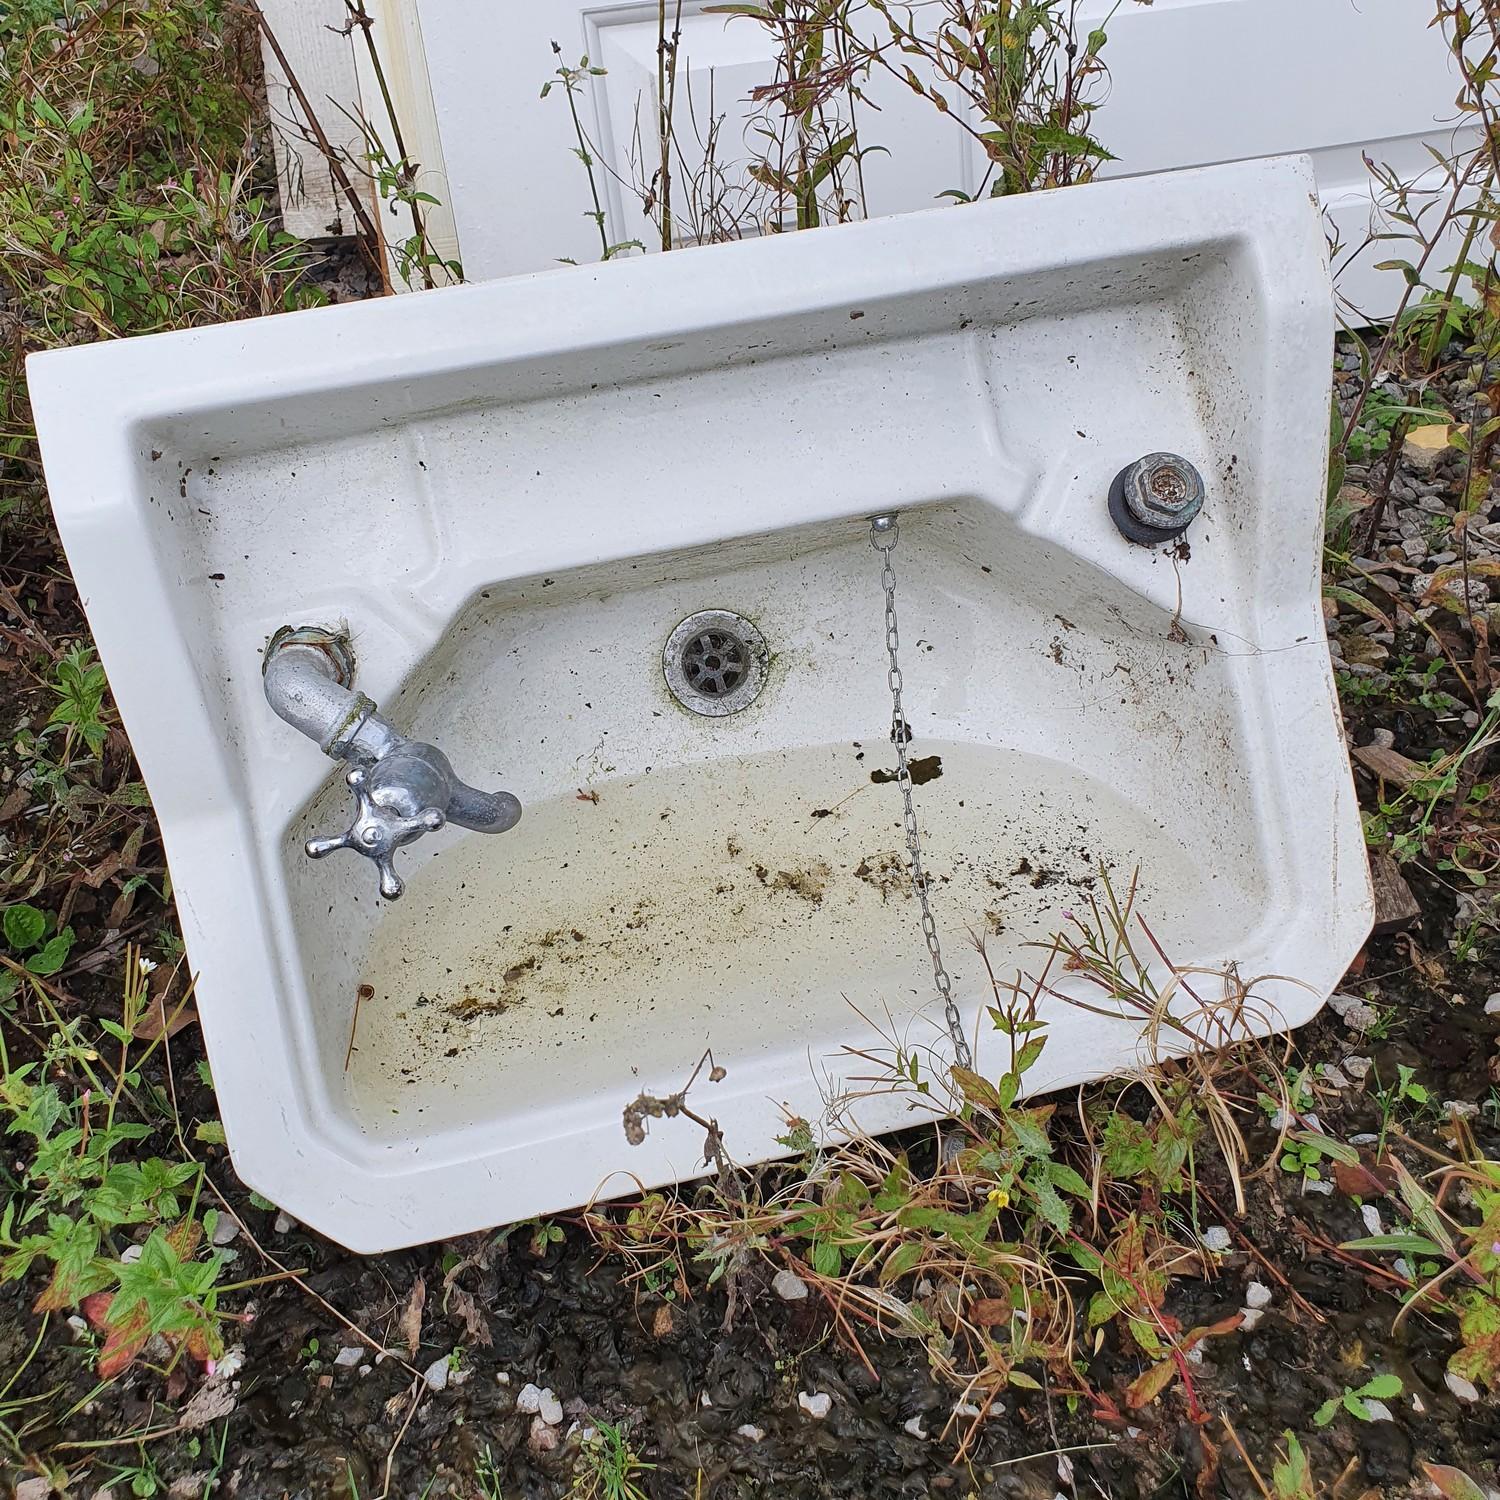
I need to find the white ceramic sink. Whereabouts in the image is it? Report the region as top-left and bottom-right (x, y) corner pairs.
(29, 157), (1372, 1251)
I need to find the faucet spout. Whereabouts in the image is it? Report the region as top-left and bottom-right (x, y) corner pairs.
(262, 625), (521, 899)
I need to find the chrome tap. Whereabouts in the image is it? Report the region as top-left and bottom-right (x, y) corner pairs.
(262, 625), (520, 900)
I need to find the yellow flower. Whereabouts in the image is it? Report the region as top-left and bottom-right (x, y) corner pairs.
(987, 1187), (1011, 1210)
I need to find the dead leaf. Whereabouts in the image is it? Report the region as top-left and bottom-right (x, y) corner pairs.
(399, 1275), (426, 1358)
(1421, 1461), (1490, 1500)
(1124, 1313), (1243, 1411)
(1333, 1156), (1395, 1200)
(968, 1298), (1010, 1328)
(181, 1377), (237, 1430)
(133, 991), (198, 1043)
(447, 1285), (492, 1347)
(0, 786), (26, 824)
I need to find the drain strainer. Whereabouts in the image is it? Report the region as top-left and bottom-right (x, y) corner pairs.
(663, 610), (768, 717)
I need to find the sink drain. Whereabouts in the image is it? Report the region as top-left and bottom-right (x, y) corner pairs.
(663, 610), (768, 716)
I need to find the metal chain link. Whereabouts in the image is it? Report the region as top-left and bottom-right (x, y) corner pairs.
(869, 515), (973, 1071)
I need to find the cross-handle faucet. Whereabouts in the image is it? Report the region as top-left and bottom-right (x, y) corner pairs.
(262, 625), (521, 900)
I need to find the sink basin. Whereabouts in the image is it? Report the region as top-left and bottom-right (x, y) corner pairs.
(28, 156), (1372, 1251)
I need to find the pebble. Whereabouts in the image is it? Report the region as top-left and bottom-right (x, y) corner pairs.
(953, 1401), (983, 1418)
(120, 1244), (144, 1264)
(16, 1479), (50, 1500)
(209, 1215), (239, 1248)
(1319, 1063), (1351, 1089)
(1304, 1179), (1334, 1196)
(737, 1424), (766, 1441)
(1445, 1371), (1480, 1403)
(904, 1415), (928, 1439)
(1443, 1099), (1481, 1119)
(1328, 992), (1378, 1032)
(1239, 1307), (1265, 1331)
(772, 1269), (809, 1301)
(422, 1356), (450, 1393)
(1361, 1205), (1383, 1236)
(798, 1390), (832, 1420)
(528, 1415), (559, 1453)
(1364, 1399), (1394, 1422)
(1343, 1056), (1373, 1081)
(273, 1211), (297, 1235)
(1487, 993), (1500, 1015)
(1350, 1132), (1380, 1146)
(1201, 1226), (1232, 1253)
(1244, 1281), (1273, 1310)
(516, 1383), (565, 1425)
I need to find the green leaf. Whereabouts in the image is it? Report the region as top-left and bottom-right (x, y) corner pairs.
(1339, 1233), (1444, 1256)
(3, 904), (46, 952)
(950, 1067), (1002, 1111)
(1312, 1396), (1339, 1427)
(879, 1240), (924, 1285)
(26, 927), (74, 976)
(1343, 1392), (1372, 1421)
(1359, 1372), (1403, 1400)
(1272, 1432), (1315, 1500)
(811, 1239), (841, 1277)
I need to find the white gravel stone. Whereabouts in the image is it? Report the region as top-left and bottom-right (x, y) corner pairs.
(1445, 1371), (1480, 1403)
(772, 1269), (809, 1301)
(1303, 1179), (1335, 1196)
(516, 1382), (544, 1413)
(798, 1390), (832, 1420)
(1486, 993), (1500, 1016)
(333, 1346), (364, 1368)
(120, 1244), (143, 1264)
(1361, 1205), (1383, 1236)
(1239, 1307), (1264, 1331)
(528, 1415), (559, 1453)
(1363, 1399), (1394, 1422)
(422, 1356), (450, 1392)
(16, 1479), (51, 1500)
(904, 1415), (928, 1439)
(1244, 1281), (1273, 1310)
(1349, 1132), (1380, 1146)
(1443, 1099), (1481, 1119)
(539, 1389), (564, 1425)
(1328, 992), (1378, 1032)
(953, 1401), (983, 1418)
(1201, 1226), (1232, 1253)
(273, 1211), (297, 1234)
(737, 1424), (766, 1441)
(209, 1215), (239, 1247)
(1343, 1056), (1373, 1081)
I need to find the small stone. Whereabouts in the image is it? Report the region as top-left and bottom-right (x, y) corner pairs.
(496, 1371), (511, 1385)
(953, 1401), (983, 1418)
(1304, 1178), (1335, 1196)
(1244, 1281), (1273, 1310)
(16, 1479), (51, 1500)
(798, 1390), (832, 1420)
(1444, 1099), (1481, 1119)
(67, 1315), (89, 1338)
(528, 1415), (559, 1453)
(1201, 1226), (1232, 1253)
(737, 1424), (766, 1441)
(1328, 992), (1378, 1032)
(1343, 1056), (1373, 1082)
(1404, 423), (1455, 471)
(209, 1215), (239, 1248)
(1364, 1399), (1394, 1422)
(1486, 993), (1500, 1015)
(904, 1415), (928, 1439)
(1239, 1307), (1265, 1331)
(1319, 1063), (1351, 1089)
(120, 1244), (144, 1264)
(538, 1388), (564, 1425)
(700, 1391), (713, 1407)
(422, 1356), (450, 1392)
(273, 1211), (296, 1234)
(1361, 1205), (1383, 1236)
(516, 1382), (544, 1413)
(1350, 1131), (1380, 1146)
(772, 1268), (809, 1301)
(1445, 1370), (1480, 1403)
(333, 1346), (364, 1368)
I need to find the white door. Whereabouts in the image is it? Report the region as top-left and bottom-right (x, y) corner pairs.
(412, 0), (1469, 317)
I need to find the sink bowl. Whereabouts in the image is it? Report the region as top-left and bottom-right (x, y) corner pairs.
(28, 156), (1372, 1251)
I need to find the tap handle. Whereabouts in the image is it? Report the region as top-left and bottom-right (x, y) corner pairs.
(305, 764), (446, 901)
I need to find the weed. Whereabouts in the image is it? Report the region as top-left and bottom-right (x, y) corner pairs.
(570, 1419), (654, 1500)
(0, 902), (74, 988)
(1312, 1371), (1403, 1426)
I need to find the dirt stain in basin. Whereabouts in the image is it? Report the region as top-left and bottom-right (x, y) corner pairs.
(870, 754), (943, 786)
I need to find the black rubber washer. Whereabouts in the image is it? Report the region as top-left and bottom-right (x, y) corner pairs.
(1108, 464), (1195, 547)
